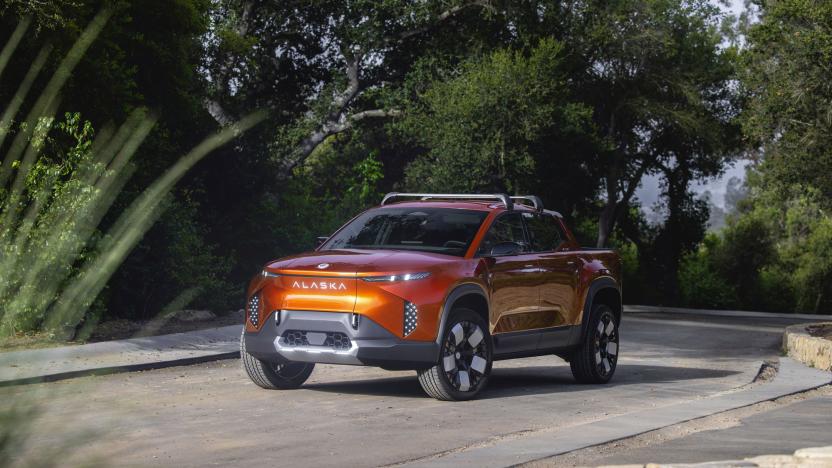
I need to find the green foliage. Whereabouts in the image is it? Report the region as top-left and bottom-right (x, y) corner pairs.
(741, 0), (832, 201)
(679, 186), (832, 313)
(347, 151), (385, 206)
(7, 0), (829, 327)
(403, 38), (589, 193)
(0, 12), (264, 339)
(780, 192), (832, 312)
(678, 234), (738, 309)
(0, 0), (79, 30)
(107, 197), (237, 319)
(680, 0), (832, 314)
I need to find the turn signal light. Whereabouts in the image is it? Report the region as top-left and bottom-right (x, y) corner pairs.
(404, 302), (418, 336)
(247, 293), (261, 327)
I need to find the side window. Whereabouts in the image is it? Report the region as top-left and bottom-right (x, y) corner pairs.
(476, 213), (529, 256)
(523, 213), (564, 252)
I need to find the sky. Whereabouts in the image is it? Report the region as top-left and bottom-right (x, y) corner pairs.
(634, 0), (749, 213)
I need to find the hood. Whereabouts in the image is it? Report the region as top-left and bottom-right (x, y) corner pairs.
(254, 249), (460, 316)
(265, 248), (460, 276)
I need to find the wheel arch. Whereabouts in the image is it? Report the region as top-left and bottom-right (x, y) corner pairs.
(579, 277), (622, 340)
(435, 283), (489, 345)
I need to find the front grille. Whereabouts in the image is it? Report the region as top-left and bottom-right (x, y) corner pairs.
(282, 330), (352, 351)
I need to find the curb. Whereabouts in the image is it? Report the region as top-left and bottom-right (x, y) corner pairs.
(0, 352), (240, 387)
(783, 323), (832, 372)
(598, 445), (832, 468)
(624, 305), (832, 321)
(398, 359), (831, 468)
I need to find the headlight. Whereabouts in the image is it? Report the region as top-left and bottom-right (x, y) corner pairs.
(361, 272), (431, 282)
(261, 270), (279, 278)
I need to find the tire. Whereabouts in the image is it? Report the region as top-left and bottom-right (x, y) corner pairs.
(240, 330), (314, 389)
(417, 308), (493, 401)
(570, 303), (619, 384)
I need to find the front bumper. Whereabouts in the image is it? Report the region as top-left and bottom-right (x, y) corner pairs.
(244, 310), (439, 370)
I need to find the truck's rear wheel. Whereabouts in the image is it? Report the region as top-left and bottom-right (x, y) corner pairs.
(570, 304), (619, 384)
(417, 309), (493, 401)
(241, 330), (314, 389)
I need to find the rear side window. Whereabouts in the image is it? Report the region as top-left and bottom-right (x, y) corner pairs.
(476, 213), (529, 256)
(523, 212), (564, 252)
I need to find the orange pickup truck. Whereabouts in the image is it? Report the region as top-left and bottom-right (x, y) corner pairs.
(242, 193), (621, 400)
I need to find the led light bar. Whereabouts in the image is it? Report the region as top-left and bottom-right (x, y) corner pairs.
(361, 272), (431, 283)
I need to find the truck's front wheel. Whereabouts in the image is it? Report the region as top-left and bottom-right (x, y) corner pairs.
(570, 304), (619, 384)
(417, 309), (493, 401)
(241, 330), (314, 389)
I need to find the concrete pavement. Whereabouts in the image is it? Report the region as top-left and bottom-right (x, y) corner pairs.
(607, 393), (832, 466)
(406, 358), (829, 467)
(535, 388), (832, 466)
(2, 309), (829, 467)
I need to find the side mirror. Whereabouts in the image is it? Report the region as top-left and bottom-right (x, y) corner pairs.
(490, 241), (522, 256)
(315, 236), (329, 248)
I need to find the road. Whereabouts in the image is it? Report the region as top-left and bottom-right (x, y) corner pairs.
(2, 310), (829, 467)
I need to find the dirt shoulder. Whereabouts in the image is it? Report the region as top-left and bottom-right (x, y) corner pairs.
(1, 309), (243, 352)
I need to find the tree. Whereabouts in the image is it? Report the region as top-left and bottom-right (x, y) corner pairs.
(741, 0), (832, 201)
(0, 12), (265, 338)
(731, 0), (832, 313)
(566, 0), (740, 247)
(401, 38), (593, 195)
(203, 0), (496, 176)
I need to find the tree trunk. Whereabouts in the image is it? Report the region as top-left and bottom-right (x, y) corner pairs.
(597, 159), (620, 248)
(597, 199), (616, 248)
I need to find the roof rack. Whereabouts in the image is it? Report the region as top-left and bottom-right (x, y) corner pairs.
(381, 193), (514, 210)
(510, 196), (544, 212)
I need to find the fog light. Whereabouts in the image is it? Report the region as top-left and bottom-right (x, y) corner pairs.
(350, 312), (360, 330)
(274, 310), (281, 325)
(247, 293), (261, 327)
(404, 302), (418, 336)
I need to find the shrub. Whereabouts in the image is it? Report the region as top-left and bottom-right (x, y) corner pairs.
(678, 234), (737, 309)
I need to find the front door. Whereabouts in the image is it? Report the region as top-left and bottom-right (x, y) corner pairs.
(523, 212), (581, 329)
(477, 212), (543, 334)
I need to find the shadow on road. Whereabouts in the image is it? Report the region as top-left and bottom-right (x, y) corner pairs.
(302, 364), (741, 399)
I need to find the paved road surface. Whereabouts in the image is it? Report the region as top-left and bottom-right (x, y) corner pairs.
(1, 311), (827, 467)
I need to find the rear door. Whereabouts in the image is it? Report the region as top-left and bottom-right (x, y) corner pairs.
(477, 212), (543, 334)
(523, 212), (580, 329)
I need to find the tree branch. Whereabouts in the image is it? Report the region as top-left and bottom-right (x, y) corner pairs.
(204, 99), (235, 127)
(620, 158), (652, 207)
(330, 51), (363, 116)
(388, 1), (493, 44)
(279, 108), (402, 176)
(204, 1), (257, 126)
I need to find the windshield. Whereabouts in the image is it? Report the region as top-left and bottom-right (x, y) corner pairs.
(321, 207), (488, 256)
